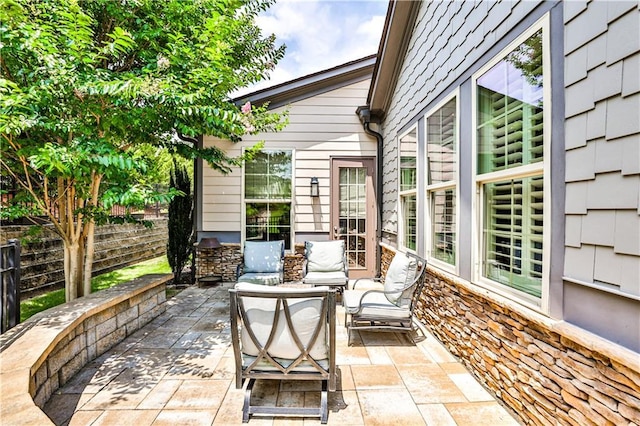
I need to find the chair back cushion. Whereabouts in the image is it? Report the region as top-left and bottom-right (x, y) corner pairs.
(383, 253), (417, 304)
(243, 240), (284, 273)
(235, 282), (329, 360)
(306, 240), (345, 273)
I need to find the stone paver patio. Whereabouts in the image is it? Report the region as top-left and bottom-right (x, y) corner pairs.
(43, 283), (520, 425)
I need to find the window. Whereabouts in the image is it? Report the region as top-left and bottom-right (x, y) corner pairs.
(244, 150), (292, 249)
(474, 21), (548, 302)
(399, 128), (417, 251)
(426, 97), (457, 267)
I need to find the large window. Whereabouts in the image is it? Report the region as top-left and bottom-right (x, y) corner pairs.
(475, 22), (548, 301)
(244, 150), (292, 249)
(426, 96), (457, 267)
(399, 128), (417, 251)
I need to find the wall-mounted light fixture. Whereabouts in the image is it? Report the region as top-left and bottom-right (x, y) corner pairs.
(310, 177), (319, 197)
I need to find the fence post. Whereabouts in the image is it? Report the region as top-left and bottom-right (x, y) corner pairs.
(1, 239), (21, 333)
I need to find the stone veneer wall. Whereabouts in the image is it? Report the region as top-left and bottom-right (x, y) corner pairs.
(196, 243), (306, 283)
(378, 238), (640, 426)
(0, 274), (169, 425)
(0, 220), (168, 296)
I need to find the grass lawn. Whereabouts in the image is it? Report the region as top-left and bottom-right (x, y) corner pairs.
(20, 257), (172, 322)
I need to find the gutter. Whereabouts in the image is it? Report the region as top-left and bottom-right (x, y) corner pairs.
(356, 106), (383, 277)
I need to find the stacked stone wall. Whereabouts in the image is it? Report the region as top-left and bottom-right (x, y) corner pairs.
(387, 239), (640, 426)
(0, 220), (168, 296)
(0, 275), (169, 425)
(196, 243), (306, 283)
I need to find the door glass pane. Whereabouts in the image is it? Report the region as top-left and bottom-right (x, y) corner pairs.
(339, 167), (367, 269)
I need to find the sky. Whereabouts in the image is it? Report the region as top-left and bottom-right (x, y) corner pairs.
(239, 0), (389, 95)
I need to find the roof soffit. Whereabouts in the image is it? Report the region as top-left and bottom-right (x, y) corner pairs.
(368, 0), (421, 120)
(234, 55), (376, 110)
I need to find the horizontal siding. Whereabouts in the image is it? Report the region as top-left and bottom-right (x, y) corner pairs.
(201, 79), (376, 235)
(563, 2), (640, 297)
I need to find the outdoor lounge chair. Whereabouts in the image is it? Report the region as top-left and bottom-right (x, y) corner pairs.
(342, 251), (426, 344)
(229, 282), (337, 423)
(302, 240), (349, 291)
(236, 240), (285, 285)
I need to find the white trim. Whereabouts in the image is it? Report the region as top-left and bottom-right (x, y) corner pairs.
(424, 90), (459, 275)
(471, 13), (551, 314)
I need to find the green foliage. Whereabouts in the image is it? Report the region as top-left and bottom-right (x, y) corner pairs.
(1, 0), (286, 299)
(20, 257), (171, 321)
(167, 160), (194, 284)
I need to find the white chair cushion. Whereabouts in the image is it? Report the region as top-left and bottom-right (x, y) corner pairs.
(235, 282), (329, 360)
(306, 240), (345, 273)
(238, 272), (281, 286)
(243, 241), (283, 273)
(383, 253), (417, 304)
(343, 290), (411, 319)
(303, 271), (348, 286)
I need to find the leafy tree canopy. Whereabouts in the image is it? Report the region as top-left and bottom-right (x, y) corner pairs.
(0, 0), (286, 300)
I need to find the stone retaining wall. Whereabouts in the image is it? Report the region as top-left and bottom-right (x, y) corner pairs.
(196, 243), (306, 283)
(379, 239), (640, 425)
(0, 220), (168, 296)
(0, 274), (170, 425)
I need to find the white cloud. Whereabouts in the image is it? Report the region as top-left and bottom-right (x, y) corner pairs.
(236, 0), (387, 96)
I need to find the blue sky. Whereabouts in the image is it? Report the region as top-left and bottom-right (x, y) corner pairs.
(242, 0), (388, 94)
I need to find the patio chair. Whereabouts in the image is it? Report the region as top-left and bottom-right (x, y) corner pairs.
(302, 240), (349, 291)
(342, 251), (426, 344)
(236, 240), (285, 285)
(229, 282), (337, 423)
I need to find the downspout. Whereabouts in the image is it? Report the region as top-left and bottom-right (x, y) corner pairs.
(356, 107), (383, 277)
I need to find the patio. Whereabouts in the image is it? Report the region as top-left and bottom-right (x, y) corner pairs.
(43, 282), (519, 426)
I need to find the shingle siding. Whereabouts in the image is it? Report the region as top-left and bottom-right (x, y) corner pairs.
(563, 2), (640, 299)
(380, 1), (552, 234)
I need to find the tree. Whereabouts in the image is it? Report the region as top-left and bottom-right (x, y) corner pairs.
(0, 0), (286, 301)
(167, 160), (193, 285)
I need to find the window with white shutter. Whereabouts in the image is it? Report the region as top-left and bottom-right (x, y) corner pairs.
(399, 128), (417, 251)
(474, 21), (548, 303)
(426, 96), (457, 267)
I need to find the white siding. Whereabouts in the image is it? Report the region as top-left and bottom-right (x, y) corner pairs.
(201, 79), (376, 235)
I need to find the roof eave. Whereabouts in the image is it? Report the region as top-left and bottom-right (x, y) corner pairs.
(234, 55), (377, 110)
(367, 0), (421, 121)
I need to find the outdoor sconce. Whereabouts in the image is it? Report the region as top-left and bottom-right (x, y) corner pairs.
(310, 177), (319, 197)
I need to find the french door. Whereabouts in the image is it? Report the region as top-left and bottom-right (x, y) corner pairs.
(330, 158), (377, 278)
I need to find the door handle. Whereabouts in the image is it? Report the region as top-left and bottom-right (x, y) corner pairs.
(333, 226), (339, 239)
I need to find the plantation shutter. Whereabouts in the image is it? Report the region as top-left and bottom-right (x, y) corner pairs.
(484, 176), (542, 298)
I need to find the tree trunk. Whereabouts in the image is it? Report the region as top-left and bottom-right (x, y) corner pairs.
(64, 242), (84, 302)
(83, 220), (96, 297)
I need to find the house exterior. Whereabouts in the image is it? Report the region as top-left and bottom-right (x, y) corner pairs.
(195, 56), (380, 280)
(197, 1), (639, 424)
